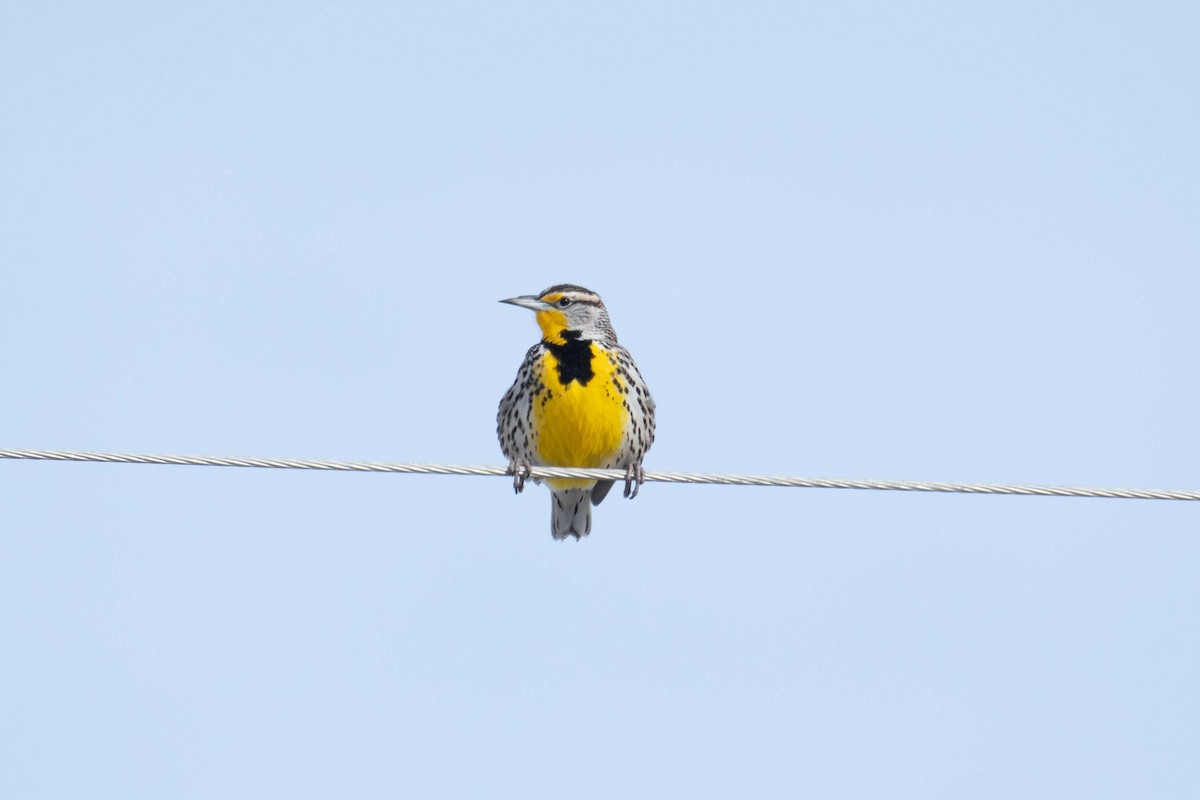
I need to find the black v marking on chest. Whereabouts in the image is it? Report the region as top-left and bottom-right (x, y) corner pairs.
(544, 330), (595, 386)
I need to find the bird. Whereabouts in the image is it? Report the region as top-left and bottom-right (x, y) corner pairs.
(497, 284), (655, 540)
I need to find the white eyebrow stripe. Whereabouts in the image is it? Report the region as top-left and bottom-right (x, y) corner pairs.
(542, 291), (602, 305)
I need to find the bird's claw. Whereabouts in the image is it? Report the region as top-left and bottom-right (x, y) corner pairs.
(623, 462), (645, 499)
(508, 458), (533, 494)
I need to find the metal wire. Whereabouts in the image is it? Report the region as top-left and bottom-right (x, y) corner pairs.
(1, 447), (1197, 501)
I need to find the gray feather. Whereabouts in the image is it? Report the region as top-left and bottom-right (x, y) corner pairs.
(551, 488), (592, 540)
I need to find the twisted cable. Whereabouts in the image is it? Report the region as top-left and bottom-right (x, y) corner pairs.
(1, 447), (1197, 501)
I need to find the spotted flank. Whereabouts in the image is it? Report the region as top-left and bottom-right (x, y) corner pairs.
(497, 284), (655, 540)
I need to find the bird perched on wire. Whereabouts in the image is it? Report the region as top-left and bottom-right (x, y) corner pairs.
(497, 285), (656, 540)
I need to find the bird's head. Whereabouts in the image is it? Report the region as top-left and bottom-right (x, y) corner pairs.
(500, 284), (617, 345)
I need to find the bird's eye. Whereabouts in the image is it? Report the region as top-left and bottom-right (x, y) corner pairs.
(557, 297), (573, 308)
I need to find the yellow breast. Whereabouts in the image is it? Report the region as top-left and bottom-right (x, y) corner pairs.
(533, 346), (627, 488)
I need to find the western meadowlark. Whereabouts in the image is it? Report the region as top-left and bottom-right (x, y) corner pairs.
(497, 284), (656, 540)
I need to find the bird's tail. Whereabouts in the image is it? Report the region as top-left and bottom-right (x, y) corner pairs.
(550, 486), (593, 540)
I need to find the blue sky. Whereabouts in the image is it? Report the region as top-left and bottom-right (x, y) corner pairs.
(2, 2), (1198, 797)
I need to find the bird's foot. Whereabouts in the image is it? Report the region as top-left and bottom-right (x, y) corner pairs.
(508, 458), (533, 494)
(623, 462), (645, 499)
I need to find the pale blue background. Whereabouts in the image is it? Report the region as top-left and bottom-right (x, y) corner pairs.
(2, 2), (1198, 797)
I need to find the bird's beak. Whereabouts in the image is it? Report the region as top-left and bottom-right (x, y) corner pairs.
(499, 295), (553, 312)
